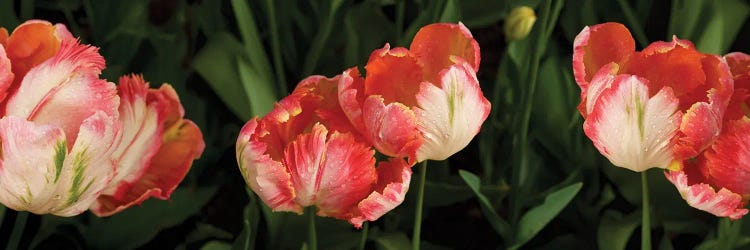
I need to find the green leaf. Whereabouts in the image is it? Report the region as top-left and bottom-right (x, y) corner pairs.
(458, 170), (511, 241)
(694, 0), (749, 54)
(597, 210), (640, 250)
(237, 56), (277, 117)
(460, 0), (507, 28)
(0, 0), (19, 28)
(201, 241), (233, 250)
(439, 0), (461, 23)
(374, 232), (411, 250)
(230, 0), (274, 80)
(192, 32), (253, 120)
(510, 182), (582, 250)
(85, 187), (218, 249)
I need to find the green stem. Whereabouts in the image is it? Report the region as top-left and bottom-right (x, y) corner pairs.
(412, 161), (428, 250)
(307, 206), (317, 250)
(7, 211), (28, 250)
(358, 222), (369, 250)
(641, 171), (651, 250)
(395, 0), (405, 41)
(616, 0), (649, 48)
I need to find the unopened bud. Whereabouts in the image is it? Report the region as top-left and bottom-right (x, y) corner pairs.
(504, 6), (536, 41)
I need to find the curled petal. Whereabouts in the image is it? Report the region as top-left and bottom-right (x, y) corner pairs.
(5, 40), (118, 146)
(364, 44), (423, 107)
(724, 52), (750, 120)
(583, 75), (682, 171)
(410, 22), (480, 79)
(414, 62), (490, 162)
(282, 123), (328, 207)
(0, 116), (66, 214)
(672, 55), (733, 158)
(237, 119), (299, 212)
(349, 158), (412, 228)
(362, 96), (423, 160)
(339, 68), (367, 134)
(4, 20), (72, 81)
(314, 131), (377, 219)
(572, 22), (634, 89)
(665, 170), (748, 220)
(579, 62), (619, 117)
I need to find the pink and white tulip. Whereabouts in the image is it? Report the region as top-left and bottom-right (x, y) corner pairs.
(338, 22), (490, 163)
(573, 22), (733, 172)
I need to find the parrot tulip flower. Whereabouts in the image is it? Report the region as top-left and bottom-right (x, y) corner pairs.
(338, 22), (490, 163)
(0, 20), (120, 216)
(573, 22), (733, 172)
(236, 75), (411, 228)
(665, 52), (750, 220)
(90, 75), (205, 216)
(0, 20), (204, 217)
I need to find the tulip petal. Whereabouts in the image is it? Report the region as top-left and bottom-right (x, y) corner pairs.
(410, 22), (480, 79)
(665, 170), (748, 220)
(339, 68), (367, 134)
(237, 119), (299, 212)
(5, 40), (118, 146)
(314, 131), (377, 219)
(0, 116), (66, 214)
(48, 111), (118, 216)
(701, 118), (750, 195)
(672, 55), (733, 158)
(364, 44), (423, 107)
(414, 62), (490, 162)
(579, 62), (619, 117)
(0, 45), (12, 102)
(724, 52), (750, 120)
(283, 123), (328, 207)
(584, 75), (682, 171)
(572, 22), (634, 89)
(362, 95), (423, 160)
(349, 158), (412, 228)
(4, 20), (72, 81)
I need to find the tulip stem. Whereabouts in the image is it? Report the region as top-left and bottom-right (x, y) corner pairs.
(641, 171), (651, 250)
(307, 206), (317, 250)
(412, 160), (428, 250)
(7, 211), (28, 250)
(359, 222), (369, 250)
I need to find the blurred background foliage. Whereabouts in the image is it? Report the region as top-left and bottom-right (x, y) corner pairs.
(1, 0), (750, 249)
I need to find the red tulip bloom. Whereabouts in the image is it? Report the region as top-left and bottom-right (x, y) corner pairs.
(573, 22), (733, 172)
(665, 52), (750, 219)
(339, 22), (490, 163)
(236, 75), (411, 228)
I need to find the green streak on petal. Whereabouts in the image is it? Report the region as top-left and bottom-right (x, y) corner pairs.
(635, 94), (645, 140)
(65, 148), (90, 206)
(53, 141), (66, 183)
(447, 80), (457, 126)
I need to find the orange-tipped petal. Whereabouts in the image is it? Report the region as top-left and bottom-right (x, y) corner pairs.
(5, 40), (118, 146)
(572, 22), (634, 89)
(0, 28), (8, 46)
(91, 76), (204, 216)
(361, 95), (422, 160)
(414, 62), (490, 162)
(5, 20), (72, 82)
(364, 44), (423, 107)
(349, 157), (412, 228)
(314, 130), (377, 219)
(410, 22), (480, 80)
(583, 75), (681, 172)
(237, 119), (300, 213)
(666, 170), (748, 220)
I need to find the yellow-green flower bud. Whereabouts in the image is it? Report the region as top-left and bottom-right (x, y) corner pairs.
(504, 6), (536, 41)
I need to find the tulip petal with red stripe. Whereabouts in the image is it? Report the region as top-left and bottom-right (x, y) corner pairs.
(349, 157), (412, 228)
(666, 170), (748, 219)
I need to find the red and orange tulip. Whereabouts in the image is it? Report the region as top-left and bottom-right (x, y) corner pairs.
(236, 76), (411, 228)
